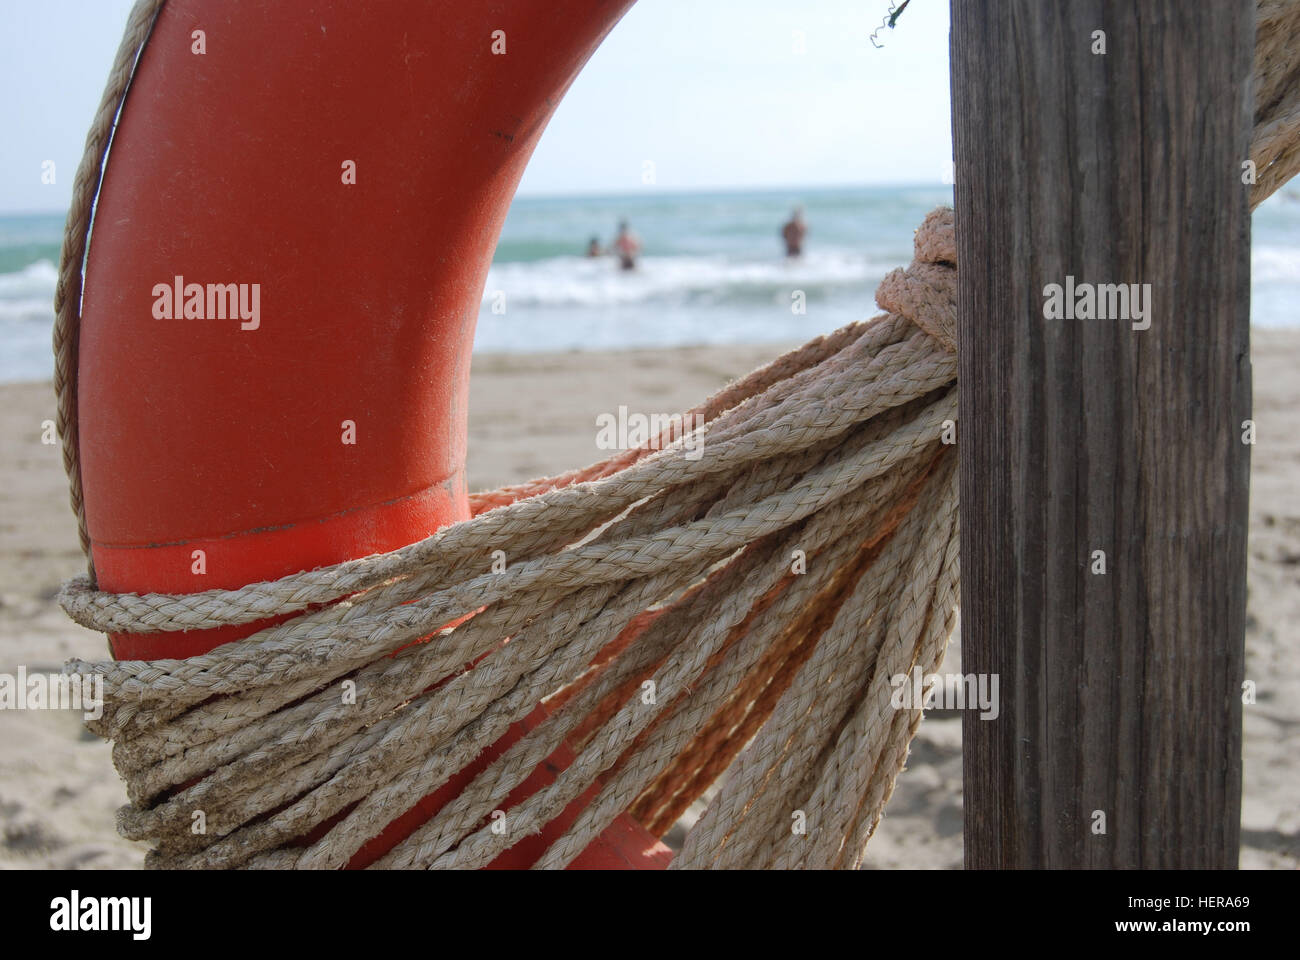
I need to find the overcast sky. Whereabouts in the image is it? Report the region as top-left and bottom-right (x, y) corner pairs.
(0, 0), (953, 213)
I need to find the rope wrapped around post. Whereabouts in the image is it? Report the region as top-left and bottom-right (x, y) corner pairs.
(61, 209), (959, 870)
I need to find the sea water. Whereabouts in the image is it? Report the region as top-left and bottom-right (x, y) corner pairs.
(2, 184), (1297, 382)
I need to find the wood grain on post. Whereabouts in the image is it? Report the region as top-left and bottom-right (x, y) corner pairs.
(952, 0), (1253, 868)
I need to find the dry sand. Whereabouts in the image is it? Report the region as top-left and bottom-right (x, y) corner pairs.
(1, 334), (1295, 869)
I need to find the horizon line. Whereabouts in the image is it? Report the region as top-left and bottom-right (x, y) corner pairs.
(0, 180), (952, 218)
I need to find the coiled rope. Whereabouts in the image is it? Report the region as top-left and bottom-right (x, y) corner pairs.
(61, 205), (959, 869)
(52, 0), (1300, 869)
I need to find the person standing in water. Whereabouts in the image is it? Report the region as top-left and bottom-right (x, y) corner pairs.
(781, 206), (808, 257)
(613, 219), (642, 271)
(585, 235), (603, 257)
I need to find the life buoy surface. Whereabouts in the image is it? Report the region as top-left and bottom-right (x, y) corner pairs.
(78, 0), (669, 868)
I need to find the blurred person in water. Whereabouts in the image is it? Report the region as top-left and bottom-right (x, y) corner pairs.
(585, 235), (604, 257)
(613, 220), (641, 270)
(781, 206), (807, 258)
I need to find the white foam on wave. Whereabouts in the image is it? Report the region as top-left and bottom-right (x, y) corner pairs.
(481, 250), (894, 309)
(0, 259), (57, 302)
(1, 242), (1298, 381)
(1252, 246), (1300, 283)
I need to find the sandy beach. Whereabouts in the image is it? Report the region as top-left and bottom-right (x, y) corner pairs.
(1, 333), (1296, 870)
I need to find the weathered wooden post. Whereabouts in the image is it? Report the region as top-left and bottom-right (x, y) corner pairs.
(952, 0), (1253, 868)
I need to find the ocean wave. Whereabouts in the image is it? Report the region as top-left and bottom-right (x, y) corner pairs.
(1, 237), (1297, 382)
(0, 299), (54, 325)
(0, 258), (57, 301)
(1252, 246), (1300, 283)
(480, 250), (893, 308)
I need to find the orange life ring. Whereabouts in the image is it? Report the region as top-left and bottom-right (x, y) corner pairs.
(77, 0), (669, 869)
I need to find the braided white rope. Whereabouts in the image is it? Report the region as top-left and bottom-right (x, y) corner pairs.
(62, 208), (962, 869)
